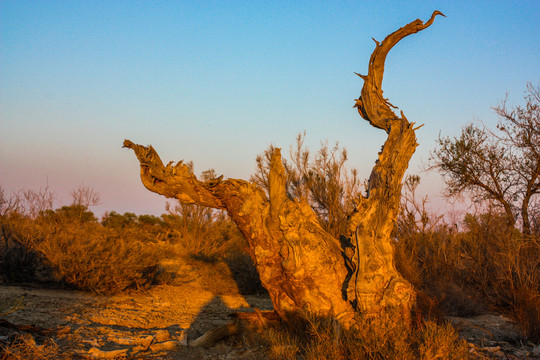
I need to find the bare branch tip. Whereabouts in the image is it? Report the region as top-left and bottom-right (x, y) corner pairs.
(354, 72), (367, 80)
(206, 175), (224, 187)
(122, 139), (134, 149)
(273, 147), (282, 157)
(433, 10), (446, 18)
(419, 10), (446, 29)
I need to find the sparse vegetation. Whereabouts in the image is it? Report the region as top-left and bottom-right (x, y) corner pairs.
(252, 132), (363, 238)
(395, 204), (540, 342)
(253, 310), (469, 360)
(421, 83), (540, 341)
(0, 184), (249, 294)
(1, 139), (539, 358)
(2, 131), (539, 356)
(431, 83), (540, 235)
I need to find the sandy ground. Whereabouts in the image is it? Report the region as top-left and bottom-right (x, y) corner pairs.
(0, 260), (538, 359)
(1, 283), (274, 359)
(1, 259), (273, 359)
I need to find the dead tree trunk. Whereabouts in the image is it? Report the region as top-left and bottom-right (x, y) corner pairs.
(124, 12), (443, 328)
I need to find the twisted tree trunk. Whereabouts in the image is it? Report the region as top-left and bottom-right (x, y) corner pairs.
(124, 12), (443, 328)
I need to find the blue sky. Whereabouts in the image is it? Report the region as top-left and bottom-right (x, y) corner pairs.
(1, 1), (539, 216)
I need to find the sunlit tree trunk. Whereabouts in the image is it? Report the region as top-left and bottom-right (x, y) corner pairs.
(124, 11), (443, 327)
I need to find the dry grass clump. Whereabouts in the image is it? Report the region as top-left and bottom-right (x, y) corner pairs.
(39, 224), (176, 293)
(162, 201), (245, 260)
(257, 311), (469, 360)
(0, 333), (60, 360)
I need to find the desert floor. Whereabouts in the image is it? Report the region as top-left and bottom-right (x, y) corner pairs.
(0, 258), (537, 359)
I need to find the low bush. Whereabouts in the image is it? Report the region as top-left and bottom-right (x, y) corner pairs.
(394, 195), (540, 342)
(0, 186), (254, 294)
(457, 213), (540, 342)
(0, 207), (180, 293)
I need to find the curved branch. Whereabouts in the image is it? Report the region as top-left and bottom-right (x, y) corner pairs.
(342, 12), (444, 313)
(354, 11), (445, 132)
(123, 140), (225, 209)
(124, 140), (356, 326)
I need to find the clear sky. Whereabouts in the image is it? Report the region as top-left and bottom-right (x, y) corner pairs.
(1, 1), (539, 217)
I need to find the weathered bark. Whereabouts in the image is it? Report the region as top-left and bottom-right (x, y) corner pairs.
(124, 141), (357, 325)
(345, 10), (445, 317)
(124, 12), (443, 327)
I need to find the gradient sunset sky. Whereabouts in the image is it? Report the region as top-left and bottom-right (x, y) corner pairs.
(1, 1), (539, 217)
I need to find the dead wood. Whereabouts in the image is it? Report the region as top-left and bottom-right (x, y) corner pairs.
(124, 11), (444, 328)
(189, 310), (280, 348)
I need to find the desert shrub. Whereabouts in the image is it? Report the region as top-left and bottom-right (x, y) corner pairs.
(1, 209), (177, 293)
(431, 83), (540, 236)
(393, 176), (484, 319)
(102, 211), (171, 243)
(36, 222), (173, 293)
(0, 188), (56, 284)
(0, 187), (183, 293)
(416, 321), (470, 360)
(394, 183), (540, 341)
(101, 211), (138, 228)
(394, 224), (487, 318)
(257, 311), (469, 360)
(163, 200), (245, 260)
(457, 212), (540, 341)
(252, 132), (362, 238)
(41, 204), (97, 224)
(0, 184), (254, 293)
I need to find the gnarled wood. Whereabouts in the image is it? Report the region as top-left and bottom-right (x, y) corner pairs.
(344, 10), (445, 317)
(123, 142), (356, 326)
(124, 12), (443, 328)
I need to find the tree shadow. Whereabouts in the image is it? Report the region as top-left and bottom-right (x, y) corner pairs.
(187, 254), (273, 348)
(187, 295), (235, 341)
(222, 252), (268, 298)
